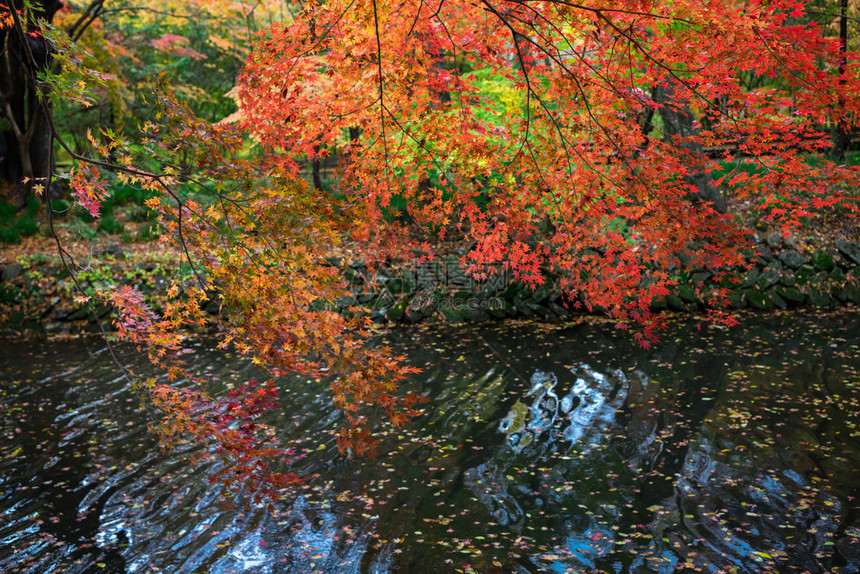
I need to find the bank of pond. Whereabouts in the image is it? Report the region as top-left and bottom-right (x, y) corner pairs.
(2, 235), (860, 336)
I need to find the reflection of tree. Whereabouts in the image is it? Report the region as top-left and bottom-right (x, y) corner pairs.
(634, 353), (726, 509)
(460, 353), (733, 570)
(384, 315), (860, 571)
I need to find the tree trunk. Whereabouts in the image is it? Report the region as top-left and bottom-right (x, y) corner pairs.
(654, 79), (727, 213)
(30, 96), (53, 189)
(0, 0), (63, 207)
(833, 0), (850, 160)
(312, 151), (322, 191)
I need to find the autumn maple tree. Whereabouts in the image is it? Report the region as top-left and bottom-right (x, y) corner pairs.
(239, 0), (859, 338)
(4, 0), (859, 495)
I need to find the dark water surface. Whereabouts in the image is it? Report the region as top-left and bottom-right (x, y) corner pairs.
(1, 310), (859, 573)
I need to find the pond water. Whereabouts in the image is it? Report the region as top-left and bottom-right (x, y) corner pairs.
(1, 310), (859, 573)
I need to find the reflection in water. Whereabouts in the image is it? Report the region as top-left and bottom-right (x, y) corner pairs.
(498, 366), (629, 456)
(465, 320), (859, 572)
(1, 310), (859, 572)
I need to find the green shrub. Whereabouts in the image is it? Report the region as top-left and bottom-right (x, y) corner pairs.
(137, 222), (161, 241)
(16, 217), (39, 237)
(50, 199), (71, 214)
(0, 226), (20, 243)
(97, 215), (124, 235)
(0, 195), (41, 244)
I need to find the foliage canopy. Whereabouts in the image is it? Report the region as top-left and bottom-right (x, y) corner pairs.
(2, 0), (858, 496)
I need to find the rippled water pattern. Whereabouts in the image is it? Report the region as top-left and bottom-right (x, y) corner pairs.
(1, 310), (859, 572)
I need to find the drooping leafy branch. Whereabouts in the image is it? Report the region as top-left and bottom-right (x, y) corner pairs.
(1, 1), (422, 500)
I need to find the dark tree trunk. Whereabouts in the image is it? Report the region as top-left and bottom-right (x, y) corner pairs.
(833, 0), (851, 161)
(312, 152), (322, 191)
(654, 79), (727, 213)
(0, 0), (63, 206)
(30, 96), (53, 187)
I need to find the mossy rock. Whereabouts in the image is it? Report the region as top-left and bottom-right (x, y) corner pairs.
(440, 305), (466, 322)
(740, 268), (760, 289)
(66, 307), (91, 321)
(1, 263), (23, 282)
(464, 307), (491, 322)
(344, 267), (366, 285)
(753, 244), (774, 263)
(806, 288), (831, 307)
(443, 258), (469, 287)
(501, 280), (527, 300)
(778, 250), (806, 269)
(548, 289), (564, 303)
(835, 237), (860, 266)
(337, 294), (357, 308)
(512, 295), (534, 317)
(486, 301), (507, 319)
(810, 250), (834, 271)
(727, 291), (746, 309)
(665, 294), (687, 312)
(49, 306), (72, 321)
(812, 271), (830, 287)
(744, 290), (772, 310)
(650, 296), (667, 311)
(691, 272), (711, 286)
(840, 283), (860, 305)
(528, 303), (554, 319)
(480, 276), (506, 294)
(757, 268), (781, 290)
(357, 291), (378, 304)
(678, 284), (700, 304)
(770, 291), (788, 309)
(204, 300), (222, 315)
(830, 267), (847, 283)
(779, 272), (796, 287)
(0, 284), (18, 304)
(376, 290), (395, 308)
(717, 274), (741, 288)
(527, 284), (553, 304)
(419, 294), (440, 316)
(766, 232), (783, 249)
(404, 307), (424, 322)
(767, 259), (784, 271)
(386, 278), (404, 294)
(88, 303), (112, 322)
(548, 301), (569, 318)
(449, 291), (473, 306)
(387, 298), (408, 321)
(774, 286), (805, 305)
(373, 272), (391, 285)
(795, 264), (816, 286)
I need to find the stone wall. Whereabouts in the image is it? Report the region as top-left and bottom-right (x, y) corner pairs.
(2, 236), (859, 335)
(336, 235), (860, 323)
